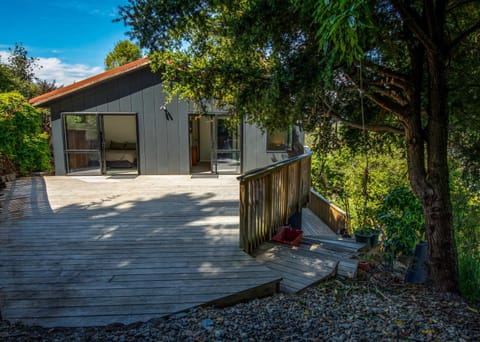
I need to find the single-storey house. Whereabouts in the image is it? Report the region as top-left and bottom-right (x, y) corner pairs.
(30, 58), (304, 176)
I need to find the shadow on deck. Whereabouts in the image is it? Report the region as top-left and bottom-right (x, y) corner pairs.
(0, 176), (281, 327)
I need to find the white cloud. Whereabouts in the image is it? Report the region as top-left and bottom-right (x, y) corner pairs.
(0, 50), (10, 63)
(1, 49), (102, 86)
(34, 57), (102, 87)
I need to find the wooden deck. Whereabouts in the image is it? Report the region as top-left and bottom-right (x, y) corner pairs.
(0, 176), (281, 327)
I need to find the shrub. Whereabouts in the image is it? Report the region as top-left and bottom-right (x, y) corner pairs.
(311, 145), (409, 230)
(451, 166), (480, 303)
(377, 187), (424, 257)
(458, 252), (480, 303)
(0, 92), (51, 175)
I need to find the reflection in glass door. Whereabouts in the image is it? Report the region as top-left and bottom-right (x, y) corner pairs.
(210, 117), (217, 173)
(63, 113), (102, 175)
(214, 116), (241, 173)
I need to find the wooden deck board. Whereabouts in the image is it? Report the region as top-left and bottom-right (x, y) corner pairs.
(253, 242), (338, 294)
(0, 176), (281, 327)
(301, 208), (337, 236)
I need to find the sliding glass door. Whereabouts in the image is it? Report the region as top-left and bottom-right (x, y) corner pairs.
(63, 113), (103, 175)
(63, 113), (139, 175)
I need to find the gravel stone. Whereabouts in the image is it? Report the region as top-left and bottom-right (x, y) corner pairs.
(1, 264), (479, 341)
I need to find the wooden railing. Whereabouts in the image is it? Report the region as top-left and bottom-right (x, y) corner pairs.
(308, 189), (348, 234)
(238, 148), (312, 254)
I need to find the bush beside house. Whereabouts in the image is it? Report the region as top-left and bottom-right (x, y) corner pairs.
(0, 92), (51, 176)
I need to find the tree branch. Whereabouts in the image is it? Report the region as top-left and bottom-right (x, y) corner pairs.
(447, 0), (479, 12)
(317, 95), (405, 135)
(367, 84), (409, 106)
(449, 22), (480, 51)
(390, 0), (437, 52)
(366, 91), (409, 118)
(326, 111), (404, 135)
(363, 62), (411, 91)
(363, 61), (409, 83)
(341, 68), (410, 116)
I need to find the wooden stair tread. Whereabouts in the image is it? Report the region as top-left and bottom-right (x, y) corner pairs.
(302, 235), (367, 253)
(254, 235), (364, 292)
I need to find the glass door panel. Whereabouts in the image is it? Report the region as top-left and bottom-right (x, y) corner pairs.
(215, 116), (241, 173)
(63, 113), (102, 175)
(210, 116), (218, 173)
(65, 152), (101, 175)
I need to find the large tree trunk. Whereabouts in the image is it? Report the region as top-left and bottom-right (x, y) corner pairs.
(400, 2), (459, 293)
(405, 96), (459, 293)
(423, 50), (459, 292)
(405, 48), (459, 293)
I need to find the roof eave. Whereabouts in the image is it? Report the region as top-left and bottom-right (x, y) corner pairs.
(29, 57), (151, 107)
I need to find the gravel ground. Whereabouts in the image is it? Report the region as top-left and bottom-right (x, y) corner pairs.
(1, 264), (479, 342)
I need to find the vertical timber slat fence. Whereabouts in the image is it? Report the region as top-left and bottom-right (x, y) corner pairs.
(308, 189), (348, 234)
(238, 148), (312, 254)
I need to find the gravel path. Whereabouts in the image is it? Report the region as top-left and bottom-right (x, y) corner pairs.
(1, 265), (479, 341)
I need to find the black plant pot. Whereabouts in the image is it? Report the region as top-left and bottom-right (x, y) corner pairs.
(370, 231), (381, 247)
(405, 241), (429, 284)
(354, 232), (372, 247)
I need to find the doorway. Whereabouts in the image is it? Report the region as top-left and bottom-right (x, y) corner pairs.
(63, 113), (138, 175)
(189, 114), (241, 175)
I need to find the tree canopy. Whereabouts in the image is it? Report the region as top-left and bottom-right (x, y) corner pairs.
(0, 43), (59, 98)
(104, 40), (142, 70)
(119, 0), (480, 292)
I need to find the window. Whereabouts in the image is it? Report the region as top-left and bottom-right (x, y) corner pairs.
(266, 128), (292, 151)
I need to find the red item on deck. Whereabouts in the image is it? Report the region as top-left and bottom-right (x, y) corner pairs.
(271, 226), (303, 246)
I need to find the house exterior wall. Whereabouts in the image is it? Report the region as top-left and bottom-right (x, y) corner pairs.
(48, 67), (303, 175)
(242, 122), (305, 172)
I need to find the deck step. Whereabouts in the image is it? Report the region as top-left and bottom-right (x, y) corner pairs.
(254, 236), (365, 293)
(302, 235), (367, 253)
(253, 242), (337, 293)
(207, 278), (281, 308)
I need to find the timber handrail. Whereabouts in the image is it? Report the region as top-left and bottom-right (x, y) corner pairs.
(238, 147), (312, 253)
(308, 189), (348, 234)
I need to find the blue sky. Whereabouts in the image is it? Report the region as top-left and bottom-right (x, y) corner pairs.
(0, 0), (132, 86)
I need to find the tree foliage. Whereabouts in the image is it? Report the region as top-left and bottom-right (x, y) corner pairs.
(119, 0), (323, 128)
(6, 43), (39, 98)
(448, 30), (480, 185)
(450, 161), (480, 302)
(7, 43), (37, 84)
(377, 187), (424, 258)
(0, 92), (51, 175)
(1, 43), (58, 98)
(0, 43), (56, 177)
(310, 0), (479, 293)
(0, 64), (17, 93)
(310, 133), (409, 228)
(118, 0), (480, 292)
(104, 40), (142, 70)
